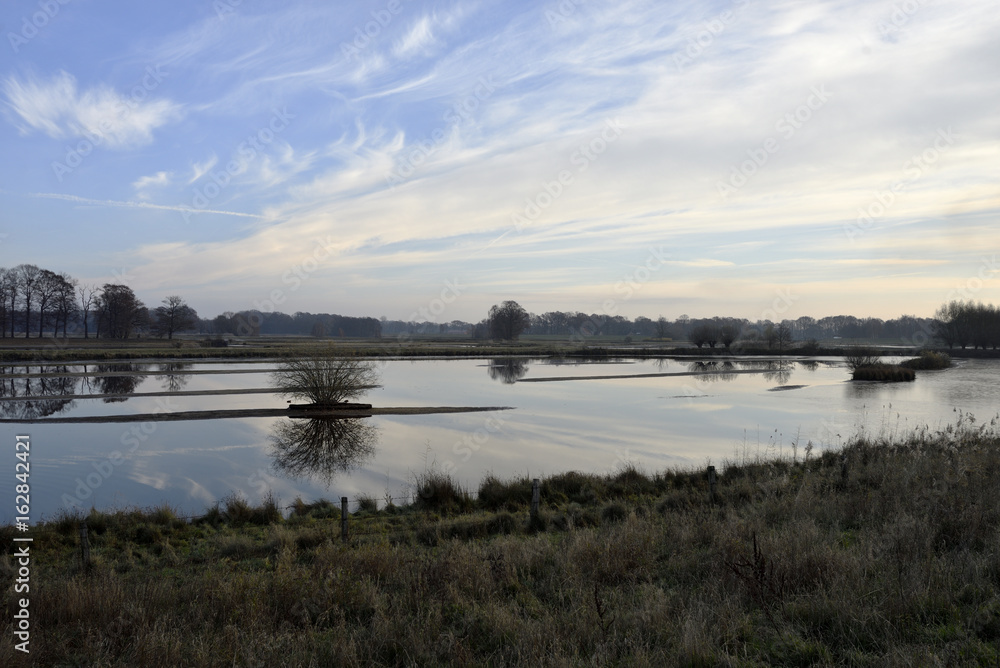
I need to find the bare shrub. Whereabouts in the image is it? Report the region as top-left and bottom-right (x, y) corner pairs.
(271, 354), (379, 404)
(843, 346), (881, 371)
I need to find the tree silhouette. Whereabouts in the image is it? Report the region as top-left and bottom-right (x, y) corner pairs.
(488, 301), (529, 341)
(269, 418), (378, 483)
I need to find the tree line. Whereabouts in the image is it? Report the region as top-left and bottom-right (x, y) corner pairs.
(933, 300), (1000, 350)
(3, 264), (994, 349)
(207, 310), (381, 338)
(0, 265), (197, 339)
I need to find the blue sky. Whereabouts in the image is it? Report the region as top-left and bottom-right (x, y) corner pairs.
(1, 0), (998, 323)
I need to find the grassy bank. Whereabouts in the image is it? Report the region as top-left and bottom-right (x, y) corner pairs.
(3, 419), (1000, 665)
(4, 334), (985, 364)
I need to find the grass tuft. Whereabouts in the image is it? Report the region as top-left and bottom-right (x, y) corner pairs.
(413, 470), (473, 512)
(851, 364), (916, 381)
(900, 349), (952, 370)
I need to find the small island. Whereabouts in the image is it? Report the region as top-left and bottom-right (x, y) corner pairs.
(846, 348), (951, 382)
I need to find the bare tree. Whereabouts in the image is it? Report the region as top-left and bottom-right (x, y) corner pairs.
(0, 268), (14, 338)
(271, 355), (379, 405)
(844, 346), (881, 371)
(35, 269), (61, 337)
(14, 264), (41, 338)
(689, 322), (720, 348)
(488, 300), (529, 341)
(78, 283), (98, 339)
(487, 358), (529, 384)
(719, 322), (742, 349)
(52, 273), (78, 337)
(151, 295), (198, 339)
(270, 418), (378, 483)
(655, 316), (669, 340)
(775, 321), (793, 352)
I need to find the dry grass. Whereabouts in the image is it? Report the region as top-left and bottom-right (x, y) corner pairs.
(901, 350), (952, 370)
(3, 418), (1000, 666)
(851, 364), (917, 381)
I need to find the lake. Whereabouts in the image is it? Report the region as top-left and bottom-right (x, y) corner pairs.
(2, 355), (997, 523)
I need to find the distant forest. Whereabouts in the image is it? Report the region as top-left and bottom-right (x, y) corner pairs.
(3, 263), (998, 349)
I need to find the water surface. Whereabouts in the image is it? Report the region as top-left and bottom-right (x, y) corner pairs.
(2, 356), (995, 522)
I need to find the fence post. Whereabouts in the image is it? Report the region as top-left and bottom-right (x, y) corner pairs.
(79, 522), (91, 571)
(530, 479), (540, 521)
(707, 466), (717, 503)
(341, 497), (348, 543)
(840, 455), (848, 483)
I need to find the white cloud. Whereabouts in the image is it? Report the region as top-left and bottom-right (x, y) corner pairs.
(2, 71), (182, 149)
(132, 171), (173, 199)
(252, 143), (317, 188)
(394, 16), (437, 58)
(188, 155), (219, 184)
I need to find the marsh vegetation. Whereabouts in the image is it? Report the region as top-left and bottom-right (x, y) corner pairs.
(3, 418), (1000, 666)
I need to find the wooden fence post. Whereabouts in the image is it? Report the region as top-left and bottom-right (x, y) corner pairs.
(707, 466), (717, 503)
(530, 479), (540, 521)
(341, 497), (348, 543)
(840, 455), (848, 482)
(79, 522), (91, 570)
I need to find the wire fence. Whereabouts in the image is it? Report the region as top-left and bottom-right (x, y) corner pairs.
(3, 478), (557, 568)
(7, 460), (776, 571)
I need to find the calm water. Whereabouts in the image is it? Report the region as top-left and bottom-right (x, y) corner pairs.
(2, 356), (997, 523)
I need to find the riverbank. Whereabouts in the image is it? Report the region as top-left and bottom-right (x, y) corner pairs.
(3, 420), (999, 666)
(2, 334), (993, 363)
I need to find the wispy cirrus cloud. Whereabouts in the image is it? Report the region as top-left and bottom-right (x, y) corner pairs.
(394, 16), (438, 58)
(132, 171), (173, 199)
(4, 0), (1000, 320)
(2, 71), (182, 149)
(29, 192), (260, 219)
(188, 155), (219, 184)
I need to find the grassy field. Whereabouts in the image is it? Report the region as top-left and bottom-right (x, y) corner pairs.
(3, 418), (1000, 666)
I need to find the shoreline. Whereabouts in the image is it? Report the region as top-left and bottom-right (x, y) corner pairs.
(3, 422), (998, 665)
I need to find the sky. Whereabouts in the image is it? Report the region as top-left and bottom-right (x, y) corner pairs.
(0, 0), (998, 324)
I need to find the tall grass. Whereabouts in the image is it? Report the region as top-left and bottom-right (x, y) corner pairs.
(3, 420), (1000, 666)
(851, 364), (916, 381)
(901, 349), (952, 370)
